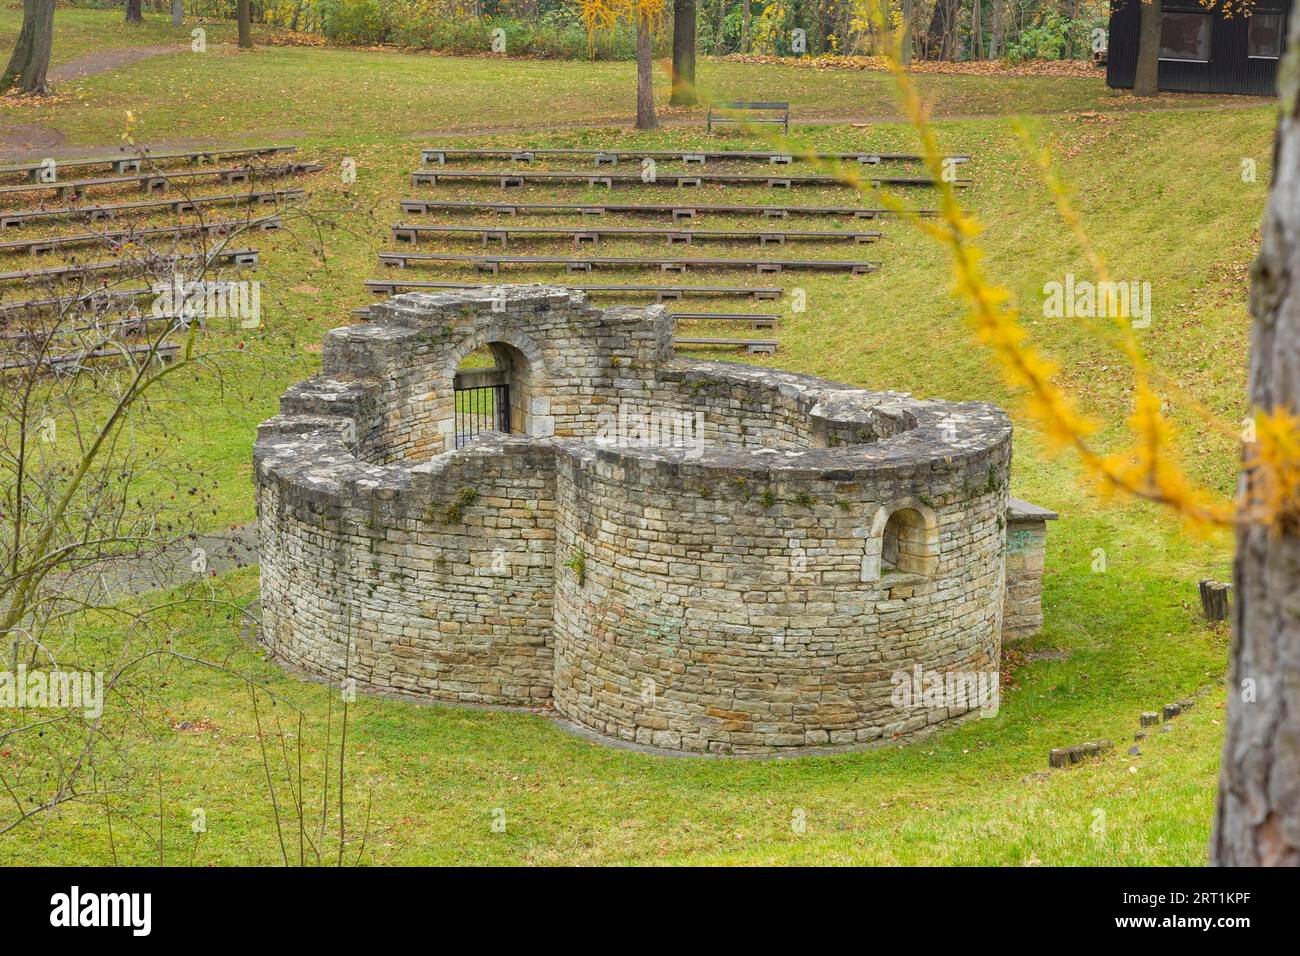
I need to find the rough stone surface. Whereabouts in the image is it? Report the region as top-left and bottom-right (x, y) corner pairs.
(254, 286), (1033, 756)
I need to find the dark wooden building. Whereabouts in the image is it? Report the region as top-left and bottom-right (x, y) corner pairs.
(1107, 0), (1290, 95)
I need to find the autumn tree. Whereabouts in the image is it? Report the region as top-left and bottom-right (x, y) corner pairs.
(238, 0), (253, 49)
(1211, 10), (1300, 867)
(1, 0), (55, 95)
(126, 0), (144, 23)
(576, 0), (665, 129)
(1134, 0), (1162, 97)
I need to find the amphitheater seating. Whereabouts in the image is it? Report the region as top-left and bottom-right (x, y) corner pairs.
(0, 216), (282, 256)
(0, 162), (322, 201)
(377, 250), (879, 274)
(420, 147), (969, 166)
(399, 198), (930, 219)
(412, 169), (959, 190)
(363, 278), (782, 300)
(0, 189), (304, 228)
(707, 102), (790, 135)
(390, 223), (880, 246)
(0, 286), (155, 317)
(0, 145), (297, 182)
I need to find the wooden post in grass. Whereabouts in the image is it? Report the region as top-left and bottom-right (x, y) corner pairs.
(1198, 579), (1231, 622)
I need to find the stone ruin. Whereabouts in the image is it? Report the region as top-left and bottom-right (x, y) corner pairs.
(253, 285), (1055, 756)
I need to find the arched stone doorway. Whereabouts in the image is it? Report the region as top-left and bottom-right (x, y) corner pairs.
(449, 336), (549, 447)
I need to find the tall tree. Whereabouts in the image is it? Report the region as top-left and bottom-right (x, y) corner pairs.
(924, 0), (959, 59)
(1134, 0), (1162, 96)
(636, 9), (658, 127)
(1211, 13), (1300, 867)
(238, 0), (253, 48)
(1, 0), (55, 95)
(670, 0), (698, 104)
(126, 0), (144, 23)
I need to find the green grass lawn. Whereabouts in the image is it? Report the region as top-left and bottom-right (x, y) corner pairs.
(0, 8), (1269, 865)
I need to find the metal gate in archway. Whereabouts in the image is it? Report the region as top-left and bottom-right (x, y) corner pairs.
(454, 383), (510, 448)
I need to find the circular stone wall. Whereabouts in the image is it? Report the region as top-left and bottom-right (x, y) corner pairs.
(254, 286), (1012, 756)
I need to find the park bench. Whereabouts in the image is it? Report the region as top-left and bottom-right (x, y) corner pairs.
(420, 147), (970, 167)
(412, 169), (961, 190)
(707, 102), (790, 135)
(377, 250), (879, 275)
(673, 336), (778, 354)
(0, 145), (297, 183)
(0, 248), (259, 286)
(0, 162), (322, 201)
(0, 310), (192, 344)
(399, 198), (934, 220)
(0, 189), (304, 228)
(1, 341), (179, 373)
(672, 312), (777, 329)
(0, 216), (282, 257)
(389, 222), (880, 247)
(362, 278), (782, 300)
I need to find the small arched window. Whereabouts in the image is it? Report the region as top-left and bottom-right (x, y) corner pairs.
(860, 501), (939, 582)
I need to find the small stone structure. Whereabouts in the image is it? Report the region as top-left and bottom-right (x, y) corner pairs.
(254, 286), (1050, 756)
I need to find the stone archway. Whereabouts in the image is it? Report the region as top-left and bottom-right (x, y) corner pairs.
(445, 329), (551, 444)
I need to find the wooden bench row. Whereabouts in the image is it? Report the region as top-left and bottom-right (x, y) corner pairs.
(390, 222), (879, 247)
(0, 216), (281, 257)
(0, 248), (259, 286)
(0, 162), (322, 201)
(413, 169), (960, 190)
(0, 188), (304, 228)
(1, 341), (179, 373)
(399, 198), (929, 219)
(0, 286), (153, 317)
(378, 251), (879, 275)
(674, 311), (777, 328)
(0, 145), (297, 182)
(362, 278), (782, 300)
(675, 337), (777, 354)
(421, 147), (970, 167)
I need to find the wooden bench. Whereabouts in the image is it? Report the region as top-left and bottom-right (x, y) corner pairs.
(673, 312), (777, 329)
(377, 251), (879, 275)
(0, 286), (154, 317)
(399, 198), (934, 220)
(0, 248), (259, 285)
(389, 222), (880, 247)
(0, 163), (322, 201)
(707, 102), (790, 135)
(420, 147), (970, 167)
(674, 336), (778, 354)
(0, 189), (304, 229)
(1, 342), (179, 373)
(412, 169), (961, 190)
(362, 278), (781, 301)
(0, 145), (297, 183)
(0, 216), (281, 257)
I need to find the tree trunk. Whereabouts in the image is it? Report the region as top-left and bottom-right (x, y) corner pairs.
(238, 0), (253, 49)
(1211, 13), (1300, 868)
(973, 0), (983, 59)
(636, 13), (658, 129)
(925, 0), (959, 60)
(742, 0), (750, 53)
(1, 0), (55, 95)
(901, 0), (914, 65)
(715, 0), (727, 54)
(1134, 0), (1161, 97)
(126, 0), (143, 22)
(670, 0), (698, 105)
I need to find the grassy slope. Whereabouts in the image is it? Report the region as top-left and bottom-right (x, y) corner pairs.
(0, 9), (1271, 864)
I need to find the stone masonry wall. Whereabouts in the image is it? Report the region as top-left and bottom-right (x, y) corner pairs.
(256, 286), (1022, 755)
